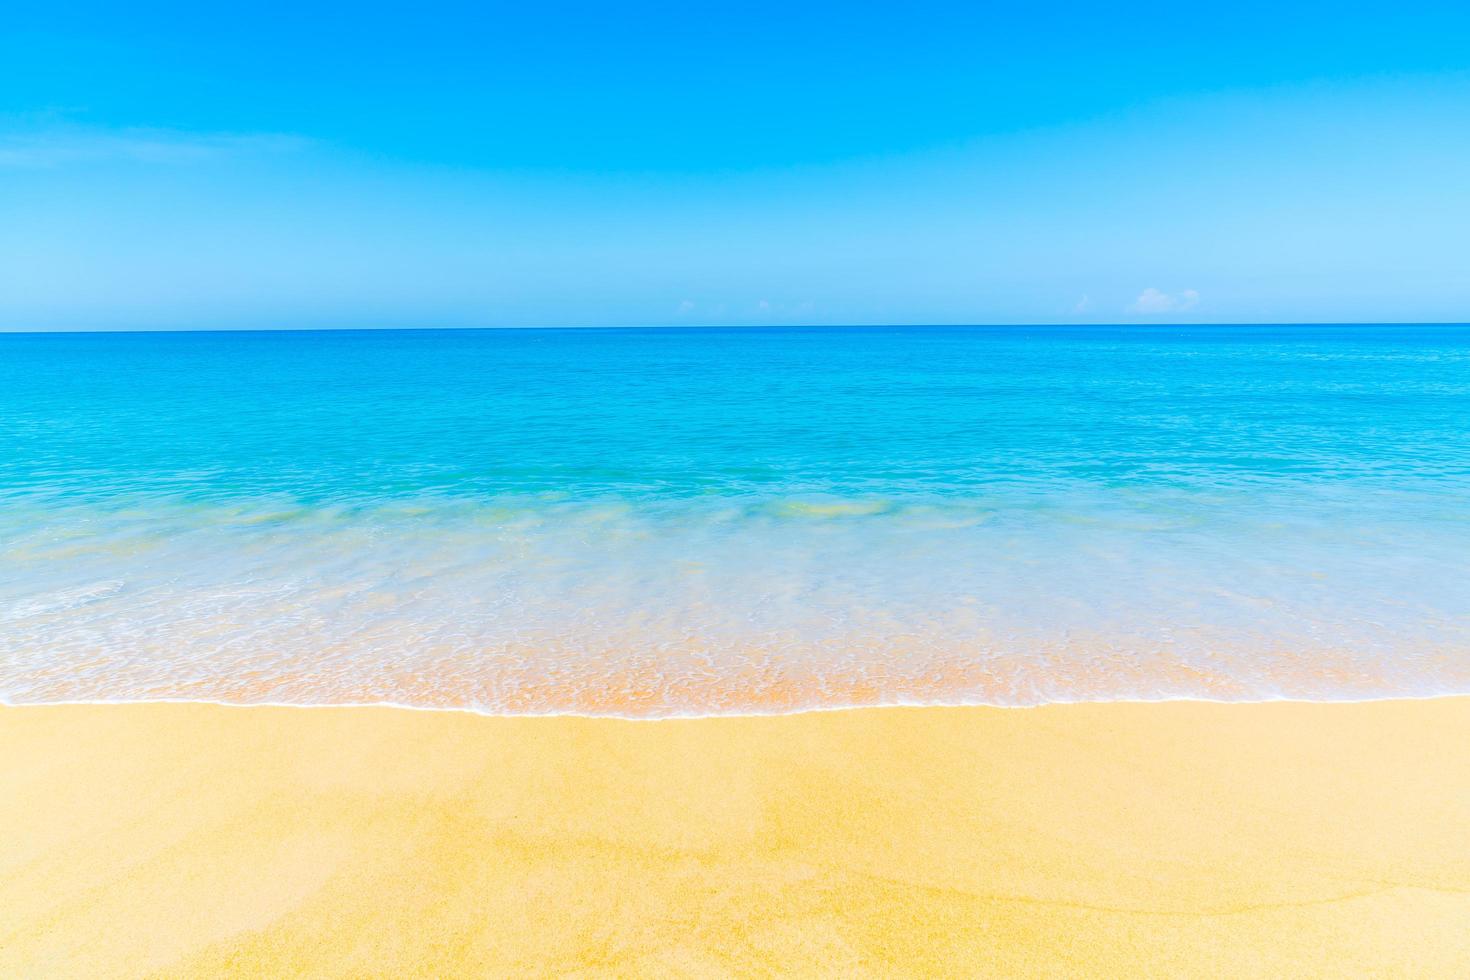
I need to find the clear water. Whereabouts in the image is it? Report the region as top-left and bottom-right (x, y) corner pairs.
(2, 325), (1468, 715)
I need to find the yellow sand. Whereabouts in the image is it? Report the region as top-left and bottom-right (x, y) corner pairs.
(3, 700), (1469, 977)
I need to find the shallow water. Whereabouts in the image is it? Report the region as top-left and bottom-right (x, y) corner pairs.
(2, 325), (1468, 715)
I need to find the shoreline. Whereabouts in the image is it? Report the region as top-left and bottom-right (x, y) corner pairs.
(5, 698), (1470, 975)
(5, 688), (1467, 721)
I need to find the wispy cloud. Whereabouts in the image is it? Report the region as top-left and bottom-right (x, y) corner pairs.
(1128, 287), (1199, 314)
(0, 126), (309, 168)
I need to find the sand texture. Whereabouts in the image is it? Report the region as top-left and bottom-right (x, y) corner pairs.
(3, 699), (1469, 977)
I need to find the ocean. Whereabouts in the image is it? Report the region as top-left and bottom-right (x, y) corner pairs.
(2, 325), (1467, 715)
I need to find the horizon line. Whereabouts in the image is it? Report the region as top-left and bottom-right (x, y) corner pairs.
(4, 320), (1470, 337)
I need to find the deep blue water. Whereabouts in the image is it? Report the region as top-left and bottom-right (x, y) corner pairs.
(2, 326), (1468, 714)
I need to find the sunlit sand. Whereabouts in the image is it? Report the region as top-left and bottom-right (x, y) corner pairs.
(4, 698), (1468, 976)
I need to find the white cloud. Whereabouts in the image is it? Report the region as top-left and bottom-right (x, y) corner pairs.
(1128, 287), (1200, 314)
(1073, 294), (1092, 314)
(756, 299), (771, 312)
(0, 127), (308, 168)
(676, 299), (695, 315)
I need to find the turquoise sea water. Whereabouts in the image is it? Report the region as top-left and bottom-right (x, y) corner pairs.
(2, 326), (1468, 715)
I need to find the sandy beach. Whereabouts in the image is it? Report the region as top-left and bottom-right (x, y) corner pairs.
(3, 698), (1469, 977)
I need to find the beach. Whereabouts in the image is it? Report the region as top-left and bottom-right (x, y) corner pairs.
(4, 698), (1468, 977)
(8, 4), (1470, 974)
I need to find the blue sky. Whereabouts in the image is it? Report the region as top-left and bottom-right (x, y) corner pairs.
(3, 1), (1468, 329)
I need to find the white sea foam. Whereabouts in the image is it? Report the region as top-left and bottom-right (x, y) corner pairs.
(2, 492), (1467, 716)
(3, 580), (125, 622)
